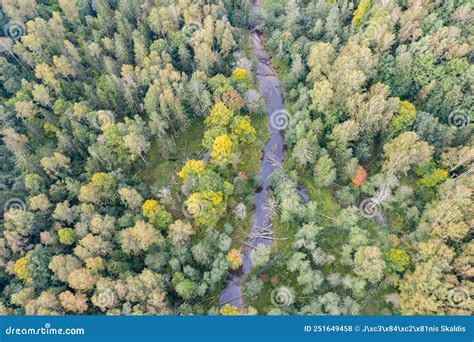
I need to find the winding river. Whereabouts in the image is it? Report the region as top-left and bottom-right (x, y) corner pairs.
(219, 0), (287, 311)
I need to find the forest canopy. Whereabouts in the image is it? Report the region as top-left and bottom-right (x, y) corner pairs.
(0, 0), (472, 316)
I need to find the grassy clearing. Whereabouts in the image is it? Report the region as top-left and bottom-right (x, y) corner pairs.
(271, 218), (295, 254)
(304, 178), (341, 219)
(141, 120), (206, 191)
(141, 160), (179, 191)
(174, 120), (207, 159)
(270, 55), (290, 78)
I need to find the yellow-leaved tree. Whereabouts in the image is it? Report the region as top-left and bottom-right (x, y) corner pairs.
(210, 134), (234, 167)
(177, 159), (206, 179)
(231, 67), (247, 83)
(220, 303), (241, 315)
(226, 248), (243, 270)
(205, 102), (234, 127)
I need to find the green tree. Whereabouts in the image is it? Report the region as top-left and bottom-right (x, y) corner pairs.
(58, 228), (78, 245)
(388, 101), (417, 137)
(354, 246), (386, 283)
(172, 272), (197, 299)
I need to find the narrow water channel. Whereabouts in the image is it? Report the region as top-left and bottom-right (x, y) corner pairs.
(219, 0), (287, 311)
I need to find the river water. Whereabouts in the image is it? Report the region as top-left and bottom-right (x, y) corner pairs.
(219, 1), (287, 310)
